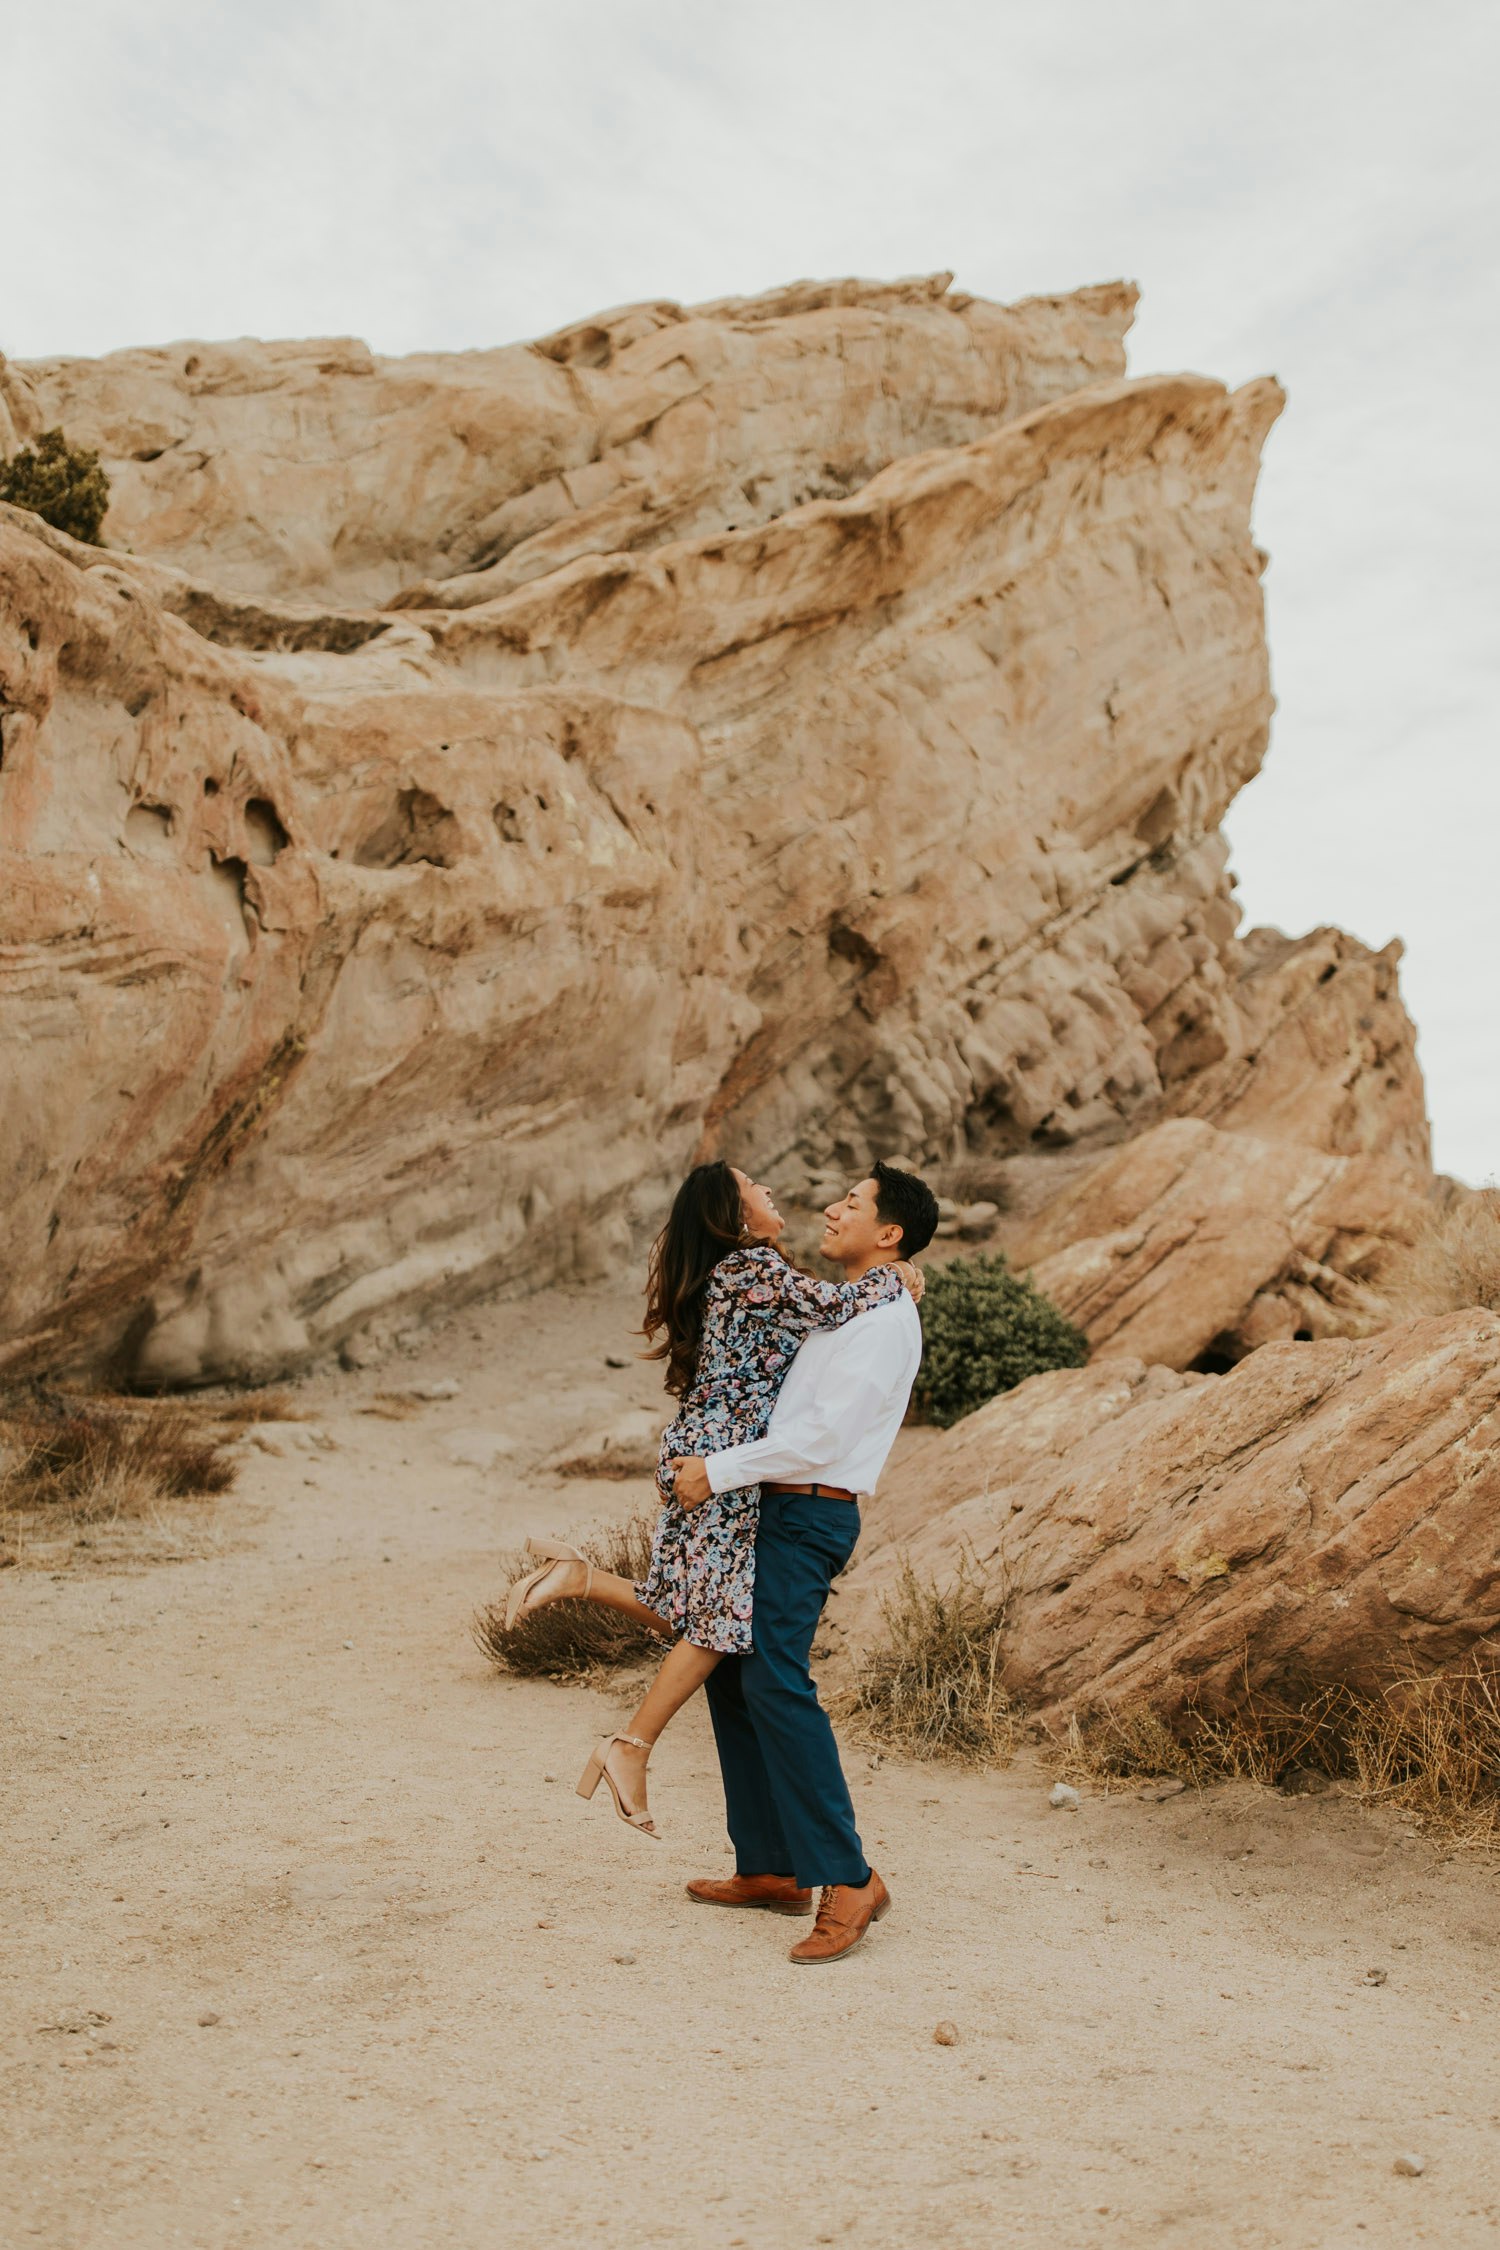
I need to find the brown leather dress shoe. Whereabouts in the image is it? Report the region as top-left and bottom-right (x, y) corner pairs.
(787, 1870), (891, 1963)
(685, 1873), (814, 1915)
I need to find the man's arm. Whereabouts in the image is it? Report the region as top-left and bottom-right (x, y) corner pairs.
(671, 1316), (913, 1503)
(700, 1368), (892, 1494)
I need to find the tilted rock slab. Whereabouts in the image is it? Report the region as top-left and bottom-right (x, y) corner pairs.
(0, 275), (1427, 1382)
(1009, 1115), (1426, 1372)
(830, 1314), (1500, 1723)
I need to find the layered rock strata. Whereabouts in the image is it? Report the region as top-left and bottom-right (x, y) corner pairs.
(0, 275), (1137, 607)
(1008, 1116), (1425, 1372)
(0, 274), (1429, 1383)
(831, 1313), (1500, 1723)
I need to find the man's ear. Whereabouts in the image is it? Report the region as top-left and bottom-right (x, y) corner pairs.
(875, 1223), (905, 1254)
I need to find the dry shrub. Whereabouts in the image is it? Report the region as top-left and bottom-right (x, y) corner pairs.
(940, 1159), (1014, 1212)
(838, 1557), (1500, 1845)
(831, 1559), (1022, 1766)
(1050, 1684), (1352, 1791)
(473, 1511), (663, 1681)
(3, 1408), (236, 1510)
(0, 1401), (240, 1564)
(1346, 1659), (1500, 1841)
(202, 1390), (304, 1426)
(1381, 1185), (1500, 1319)
(1051, 1653), (1500, 1848)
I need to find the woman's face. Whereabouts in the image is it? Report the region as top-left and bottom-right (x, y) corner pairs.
(732, 1167), (783, 1243)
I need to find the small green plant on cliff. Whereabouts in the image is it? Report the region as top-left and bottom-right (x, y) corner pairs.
(1, 428), (111, 544)
(912, 1253), (1088, 1427)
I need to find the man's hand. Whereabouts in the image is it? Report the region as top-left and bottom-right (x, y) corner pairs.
(670, 1456), (712, 1508)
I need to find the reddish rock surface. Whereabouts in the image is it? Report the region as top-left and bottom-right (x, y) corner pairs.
(1011, 1117), (1427, 1372)
(833, 1314), (1500, 1723)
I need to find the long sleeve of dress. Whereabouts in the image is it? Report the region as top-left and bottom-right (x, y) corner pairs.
(728, 1246), (904, 1338)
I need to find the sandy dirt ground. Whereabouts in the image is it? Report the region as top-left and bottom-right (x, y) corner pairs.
(5, 1280), (1500, 2250)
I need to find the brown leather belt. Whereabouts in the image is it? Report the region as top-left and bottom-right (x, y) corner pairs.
(763, 1480), (858, 1503)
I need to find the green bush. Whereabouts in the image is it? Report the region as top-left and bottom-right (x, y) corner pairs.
(913, 1252), (1088, 1427)
(1, 428), (110, 545)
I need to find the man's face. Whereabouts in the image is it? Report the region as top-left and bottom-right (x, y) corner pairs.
(820, 1177), (900, 1267)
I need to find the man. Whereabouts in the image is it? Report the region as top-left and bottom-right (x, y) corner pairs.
(670, 1159), (938, 1965)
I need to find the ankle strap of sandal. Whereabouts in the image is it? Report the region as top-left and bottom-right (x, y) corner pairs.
(613, 1733), (651, 1751)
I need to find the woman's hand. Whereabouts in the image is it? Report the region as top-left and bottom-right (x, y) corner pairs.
(894, 1258), (925, 1306)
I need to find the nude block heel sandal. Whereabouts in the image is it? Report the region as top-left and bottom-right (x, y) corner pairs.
(577, 1733), (660, 1840)
(502, 1540), (592, 1632)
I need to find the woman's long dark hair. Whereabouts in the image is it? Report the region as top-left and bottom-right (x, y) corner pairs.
(643, 1161), (749, 1398)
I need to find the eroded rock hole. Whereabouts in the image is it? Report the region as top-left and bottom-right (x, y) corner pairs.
(124, 803), (175, 860)
(1189, 1333), (1243, 1375)
(829, 921), (881, 971)
(203, 776), (220, 796)
(492, 793), (553, 850)
(244, 797), (290, 867)
(355, 787), (460, 870)
(1135, 787), (1180, 849)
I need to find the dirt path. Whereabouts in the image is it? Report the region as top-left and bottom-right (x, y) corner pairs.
(5, 1282), (1499, 2249)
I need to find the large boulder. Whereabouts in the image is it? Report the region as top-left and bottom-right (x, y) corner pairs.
(0, 273), (1428, 1382)
(1009, 1116), (1426, 1371)
(831, 1313), (1500, 1724)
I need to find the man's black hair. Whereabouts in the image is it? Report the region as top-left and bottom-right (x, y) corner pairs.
(871, 1159), (939, 1258)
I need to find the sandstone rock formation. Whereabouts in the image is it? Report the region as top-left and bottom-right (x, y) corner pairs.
(1009, 1115), (1425, 1373)
(0, 272), (1431, 1384)
(831, 1312), (1500, 1724)
(0, 275), (1136, 607)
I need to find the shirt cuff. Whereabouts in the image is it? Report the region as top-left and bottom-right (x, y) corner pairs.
(705, 1444), (756, 1496)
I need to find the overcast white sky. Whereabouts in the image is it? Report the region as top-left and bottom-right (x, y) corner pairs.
(7, 1), (1497, 1178)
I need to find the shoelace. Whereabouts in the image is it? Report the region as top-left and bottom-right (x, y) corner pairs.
(812, 1885), (842, 1929)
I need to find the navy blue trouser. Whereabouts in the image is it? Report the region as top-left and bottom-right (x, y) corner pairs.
(703, 1488), (869, 1891)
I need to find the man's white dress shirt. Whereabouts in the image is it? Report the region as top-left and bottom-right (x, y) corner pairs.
(703, 1291), (923, 1498)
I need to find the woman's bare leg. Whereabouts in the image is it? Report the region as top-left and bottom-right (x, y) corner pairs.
(517, 1554), (670, 1637)
(606, 1639), (723, 1821)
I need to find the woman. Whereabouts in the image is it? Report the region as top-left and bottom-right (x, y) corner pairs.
(502, 1161), (921, 1838)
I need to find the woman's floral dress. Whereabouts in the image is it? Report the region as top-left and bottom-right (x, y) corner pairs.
(637, 1246), (905, 1654)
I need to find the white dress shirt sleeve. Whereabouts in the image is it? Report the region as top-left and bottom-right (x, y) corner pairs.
(703, 1328), (906, 1495)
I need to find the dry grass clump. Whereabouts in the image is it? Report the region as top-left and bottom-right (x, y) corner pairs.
(940, 1159), (1014, 1212)
(202, 1389), (304, 1426)
(0, 1398), (242, 1567)
(1050, 1654), (1500, 1848)
(1381, 1184), (1500, 1320)
(473, 1511), (663, 1681)
(835, 1556), (1500, 1845)
(831, 1560), (1023, 1766)
(1049, 1685), (1351, 1791)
